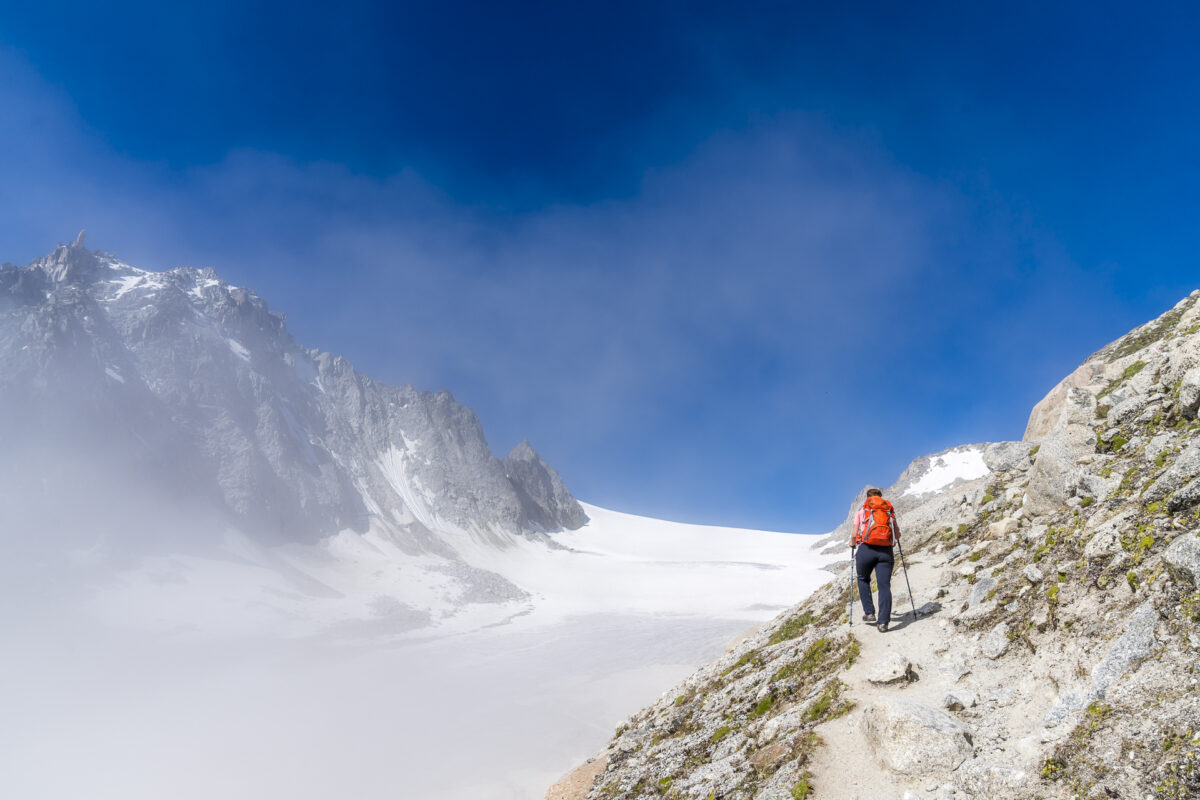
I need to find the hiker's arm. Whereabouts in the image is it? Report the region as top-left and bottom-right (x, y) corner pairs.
(893, 516), (901, 541)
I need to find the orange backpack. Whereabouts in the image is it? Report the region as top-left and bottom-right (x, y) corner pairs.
(858, 496), (896, 546)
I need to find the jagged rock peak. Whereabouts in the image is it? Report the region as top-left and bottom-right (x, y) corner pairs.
(31, 230), (100, 283)
(504, 440), (588, 531)
(1, 238), (587, 550)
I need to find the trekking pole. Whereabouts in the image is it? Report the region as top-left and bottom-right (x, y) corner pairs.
(848, 544), (855, 627)
(895, 538), (919, 620)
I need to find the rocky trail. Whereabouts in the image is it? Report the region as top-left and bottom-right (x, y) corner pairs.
(548, 291), (1200, 800)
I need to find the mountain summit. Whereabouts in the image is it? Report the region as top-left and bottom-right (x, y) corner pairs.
(0, 237), (585, 554)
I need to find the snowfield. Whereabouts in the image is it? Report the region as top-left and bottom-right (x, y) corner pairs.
(6, 505), (835, 800)
(91, 502), (835, 640)
(901, 445), (989, 496)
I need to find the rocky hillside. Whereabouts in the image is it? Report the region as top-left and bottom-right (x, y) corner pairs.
(549, 292), (1200, 800)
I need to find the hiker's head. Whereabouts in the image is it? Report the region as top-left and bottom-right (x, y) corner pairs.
(866, 488), (883, 498)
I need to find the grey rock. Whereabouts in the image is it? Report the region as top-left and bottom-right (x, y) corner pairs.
(1163, 532), (1200, 584)
(1086, 601), (1159, 703)
(503, 441), (588, 531)
(860, 699), (974, 775)
(1167, 478), (1200, 512)
(945, 544), (971, 563)
(955, 759), (1027, 797)
(867, 652), (916, 684)
(1108, 393), (1151, 425)
(981, 622), (1010, 659)
(1143, 438), (1200, 503)
(1023, 564), (1044, 584)
(943, 690), (977, 711)
(1084, 510), (1135, 559)
(1044, 690), (1084, 728)
(987, 518), (1019, 538)
(982, 441), (1036, 472)
(1179, 365), (1200, 418)
(1144, 432), (1176, 466)
(938, 659), (971, 682)
(965, 577), (997, 613)
(1023, 523), (1048, 544)
(1108, 392), (1152, 425)
(758, 708), (807, 744)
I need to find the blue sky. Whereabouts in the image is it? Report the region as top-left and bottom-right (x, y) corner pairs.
(2, 2), (1198, 532)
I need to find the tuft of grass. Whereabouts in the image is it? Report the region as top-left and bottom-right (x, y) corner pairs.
(722, 649), (760, 677)
(749, 696), (774, 719)
(791, 774), (814, 799)
(844, 639), (861, 668)
(803, 681), (852, 723)
(771, 637), (833, 682)
(1080, 496), (1095, 508)
(709, 726), (732, 744)
(769, 611), (816, 644)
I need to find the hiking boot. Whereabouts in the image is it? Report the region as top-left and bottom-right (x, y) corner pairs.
(862, 613), (876, 622)
(876, 622), (889, 633)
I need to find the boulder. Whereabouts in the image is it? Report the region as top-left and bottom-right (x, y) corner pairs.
(981, 621), (1010, 659)
(867, 652), (916, 685)
(1144, 432), (1176, 466)
(1108, 393), (1152, 425)
(860, 699), (974, 775)
(965, 576), (997, 611)
(1179, 365), (1200, 419)
(1167, 478), (1200, 512)
(955, 759), (1028, 797)
(1163, 532), (1200, 584)
(983, 441), (1036, 472)
(1142, 439), (1200, 503)
(1084, 510), (1135, 559)
(987, 518), (1019, 538)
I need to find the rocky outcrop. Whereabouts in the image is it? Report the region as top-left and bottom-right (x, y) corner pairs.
(504, 440), (588, 532)
(550, 290), (1200, 800)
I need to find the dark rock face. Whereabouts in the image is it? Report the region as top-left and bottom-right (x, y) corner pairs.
(504, 440), (588, 532)
(0, 238), (585, 551)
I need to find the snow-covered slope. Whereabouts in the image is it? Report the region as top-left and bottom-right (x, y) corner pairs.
(92, 502), (835, 637)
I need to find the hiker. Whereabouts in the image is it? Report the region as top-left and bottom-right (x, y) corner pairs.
(849, 488), (900, 632)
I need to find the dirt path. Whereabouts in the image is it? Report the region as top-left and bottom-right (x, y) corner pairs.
(806, 555), (957, 799)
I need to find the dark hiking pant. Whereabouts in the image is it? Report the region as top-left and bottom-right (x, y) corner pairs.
(856, 544), (894, 623)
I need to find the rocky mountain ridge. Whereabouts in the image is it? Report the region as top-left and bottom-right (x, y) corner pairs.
(550, 292), (1200, 800)
(0, 235), (584, 613)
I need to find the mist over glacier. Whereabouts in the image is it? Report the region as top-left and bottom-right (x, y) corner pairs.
(0, 506), (832, 800)
(0, 241), (834, 799)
